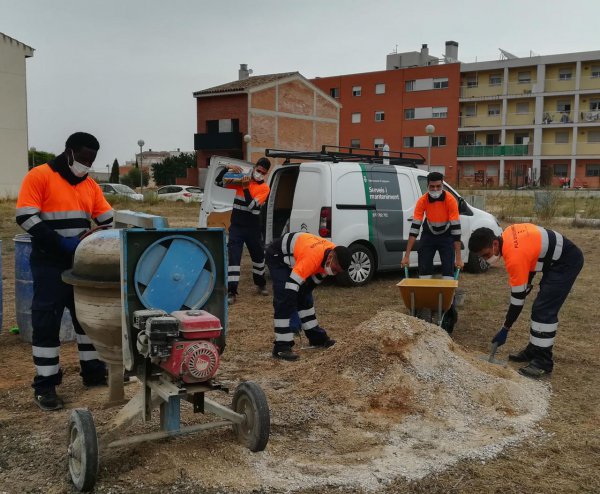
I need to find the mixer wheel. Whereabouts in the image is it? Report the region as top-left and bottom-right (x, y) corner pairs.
(67, 408), (99, 492)
(232, 381), (270, 452)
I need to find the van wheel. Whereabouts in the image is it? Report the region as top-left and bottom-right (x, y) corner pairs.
(336, 244), (375, 287)
(465, 252), (489, 273)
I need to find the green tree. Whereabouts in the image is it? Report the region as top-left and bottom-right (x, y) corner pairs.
(28, 149), (56, 169)
(152, 152), (197, 186)
(109, 159), (120, 183)
(121, 167), (149, 188)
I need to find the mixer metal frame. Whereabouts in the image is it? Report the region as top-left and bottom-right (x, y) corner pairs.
(66, 216), (270, 492)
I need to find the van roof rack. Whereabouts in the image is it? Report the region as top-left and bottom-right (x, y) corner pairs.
(265, 145), (425, 167)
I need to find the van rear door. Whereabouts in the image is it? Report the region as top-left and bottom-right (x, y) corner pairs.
(264, 164), (300, 244)
(198, 156), (253, 229)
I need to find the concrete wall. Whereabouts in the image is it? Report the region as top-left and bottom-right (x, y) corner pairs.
(0, 34), (33, 198)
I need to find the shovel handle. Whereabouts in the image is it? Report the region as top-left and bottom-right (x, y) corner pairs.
(404, 266), (409, 278)
(454, 267), (461, 280)
(488, 341), (499, 362)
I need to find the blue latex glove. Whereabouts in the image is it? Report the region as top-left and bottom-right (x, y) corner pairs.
(492, 326), (509, 346)
(59, 236), (80, 254)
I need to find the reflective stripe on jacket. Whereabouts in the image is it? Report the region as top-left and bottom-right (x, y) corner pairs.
(410, 191), (461, 240)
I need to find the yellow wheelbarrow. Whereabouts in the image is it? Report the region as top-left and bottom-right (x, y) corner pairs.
(397, 267), (460, 332)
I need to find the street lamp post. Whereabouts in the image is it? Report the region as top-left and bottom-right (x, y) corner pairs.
(425, 124), (435, 172)
(137, 139), (145, 193)
(106, 164), (110, 182)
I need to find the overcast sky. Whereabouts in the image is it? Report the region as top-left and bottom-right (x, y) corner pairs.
(3, 0), (599, 170)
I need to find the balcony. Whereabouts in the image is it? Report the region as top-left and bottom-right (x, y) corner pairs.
(459, 114), (502, 127)
(460, 84), (503, 99)
(544, 76), (576, 92)
(457, 144), (531, 157)
(579, 75), (600, 90)
(506, 81), (537, 96)
(540, 111), (573, 124)
(194, 132), (242, 151)
(580, 110), (600, 123)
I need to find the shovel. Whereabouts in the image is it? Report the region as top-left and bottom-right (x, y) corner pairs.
(480, 341), (506, 366)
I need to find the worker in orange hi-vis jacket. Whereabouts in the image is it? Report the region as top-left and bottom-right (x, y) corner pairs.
(401, 171), (464, 279)
(265, 232), (352, 361)
(16, 132), (114, 411)
(468, 224), (584, 379)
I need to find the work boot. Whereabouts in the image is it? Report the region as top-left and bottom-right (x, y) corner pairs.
(227, 293), (237, 305)
(308, 337), (336, 349)
(518, 362), (552, 379)
(256, 285), (269, 296)
(83, 373), (108, 388)
(33, 389), (64, 411)
(508, 344), (536, 363)
(272, 347), (299, 361)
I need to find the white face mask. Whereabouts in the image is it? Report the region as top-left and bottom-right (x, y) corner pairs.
(325, 265), (335, 276)
(253, 170), (265, 181)
(429, 190), (443, 199)
(486, 254), (500, 266)
(69, 151), (90, 177)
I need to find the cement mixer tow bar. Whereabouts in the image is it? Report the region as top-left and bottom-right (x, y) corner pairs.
(63, 212), (270, 492)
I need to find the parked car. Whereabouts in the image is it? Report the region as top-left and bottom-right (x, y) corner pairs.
(200, 148), (502, 287)
(99, 183), (143, 201)
(156, 185), (203, 203)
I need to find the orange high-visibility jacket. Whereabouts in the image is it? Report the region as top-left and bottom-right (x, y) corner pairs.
(228, 181), (270, 226)
(410, 191), (461, 240)
(279, 232), (335, 292)
(16, 163), (113, 262)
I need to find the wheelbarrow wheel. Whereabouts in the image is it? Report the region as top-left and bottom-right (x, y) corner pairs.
(67, 408), (99, 492)
(232, 381), (270, 452)
(441, 306), (458, 334)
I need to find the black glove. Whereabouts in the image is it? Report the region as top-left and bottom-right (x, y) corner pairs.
(525, 284), (533, 295)
(492, 326), (509, 346)
(59, 236), (80, 254)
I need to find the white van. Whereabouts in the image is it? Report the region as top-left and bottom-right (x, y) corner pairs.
(200, 147), (502, 286)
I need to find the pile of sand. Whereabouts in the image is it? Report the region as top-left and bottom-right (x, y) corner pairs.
(163, 310), (551, 492)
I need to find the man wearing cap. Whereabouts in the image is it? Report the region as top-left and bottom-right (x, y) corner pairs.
(16, 132), (114, 410)
(216, 157), (271, 304)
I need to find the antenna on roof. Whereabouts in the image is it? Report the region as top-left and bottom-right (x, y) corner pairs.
(499, 48), (518, 60)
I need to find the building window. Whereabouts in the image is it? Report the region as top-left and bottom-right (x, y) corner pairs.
(374, 138), (385, 149)
(518, 71), (531, 83)
(555, 131), (569, 144)
(403, 137), (414, 147)
(465, 76), (477, 88)
(352, 86), (362, 96)
(590, 99), (600, 111)
(488, 104), (501, 116)
(405, 80), (415, 91)
(375, 111), (385, 122)
(489, 73), (502, 86)
(351, 112), (361, 124)
(350, 139), (360, 148)
(516, 102), (529, 114)
(432, 107), (448, 118)
(207, 119), (239, 133)
(588, 130), (600, 143)
(559, 68), (572, 80)
(330, 87), (340, 98)
(592, 66), (600, 78)
(433, 78), (449, 89)
(586, 164), (600, 176)
(404, 108), (415, 119)
(515, 132), (530, 144)
(486, 134), (500, 145)
(557, 100), (571, 112)
(375, 83), (385, 94)
(431, 136), (446, 147)
(553, 164), (568, 177)
(465, 104), (477, 117)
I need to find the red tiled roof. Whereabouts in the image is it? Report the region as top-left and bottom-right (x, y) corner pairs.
(193, 72), (298, 96)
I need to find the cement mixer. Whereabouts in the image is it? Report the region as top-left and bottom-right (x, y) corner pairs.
(62, 212), (270, 491)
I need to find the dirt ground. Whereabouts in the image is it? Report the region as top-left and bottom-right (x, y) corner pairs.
(0, 200), (598, 493)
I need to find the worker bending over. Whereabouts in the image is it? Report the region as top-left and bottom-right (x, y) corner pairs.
(265, 232), (351, 361)
(468, 224), (584, 378)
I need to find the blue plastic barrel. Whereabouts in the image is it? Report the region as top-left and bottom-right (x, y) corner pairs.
(14, 233), (75, 342)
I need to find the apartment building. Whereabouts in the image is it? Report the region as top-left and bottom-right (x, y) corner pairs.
(191, 66), (340, 187)
(311, 43), (461, 183)
(0, 33), (34, 197)
(458, 50), (600, 188)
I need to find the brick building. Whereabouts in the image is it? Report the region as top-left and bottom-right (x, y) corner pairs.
(311, 42), (461, 183)
(190, 66), (340, 187)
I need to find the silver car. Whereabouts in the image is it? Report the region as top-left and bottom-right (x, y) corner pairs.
(99, 183), (144, 201)
(156, 185), (203, 203)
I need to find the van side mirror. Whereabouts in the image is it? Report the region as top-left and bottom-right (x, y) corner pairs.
(458, 197), (472, 216)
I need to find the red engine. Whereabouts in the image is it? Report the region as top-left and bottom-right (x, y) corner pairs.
(158, 310), (222, 383)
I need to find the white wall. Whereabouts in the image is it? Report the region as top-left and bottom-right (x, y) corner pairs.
(0, 34), (33, 198)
